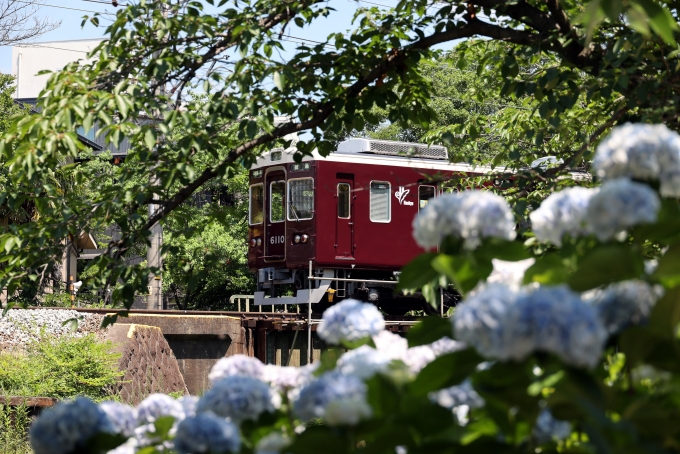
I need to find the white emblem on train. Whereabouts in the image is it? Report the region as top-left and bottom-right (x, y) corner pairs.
(395, 186), (413, 206)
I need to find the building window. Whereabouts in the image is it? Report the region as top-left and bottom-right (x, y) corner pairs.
(288, 178), (314, 220)
(270, 181), (286, 223)
(370, 181), (391, 223)
(338, 183), (350, 218)
(419, 185), (436, 210)
(249, 184), (264, 225)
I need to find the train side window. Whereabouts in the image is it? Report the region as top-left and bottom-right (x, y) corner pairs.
(270, 181), (285, 223)
(370, 181), (391, 223)
(249, 184), (264, 225)
(288, 178), (314, 220)
(338, 183), (350, 218)
(419, 185), (436, 210)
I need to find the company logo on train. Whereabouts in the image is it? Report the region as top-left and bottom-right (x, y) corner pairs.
(248, 136), (520, 314)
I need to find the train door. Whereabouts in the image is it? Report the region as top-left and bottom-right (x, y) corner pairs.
(265, 169), (286, 261)
(335, 174), (354, 259)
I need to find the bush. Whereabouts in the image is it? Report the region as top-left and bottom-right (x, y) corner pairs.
(0, 403), (31, 454)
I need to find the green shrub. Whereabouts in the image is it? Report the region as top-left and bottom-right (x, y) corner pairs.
(0, 403), (31, 454)
(0, 334), (122, 401)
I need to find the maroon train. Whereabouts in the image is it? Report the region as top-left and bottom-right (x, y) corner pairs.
(247, 138), (498, 313)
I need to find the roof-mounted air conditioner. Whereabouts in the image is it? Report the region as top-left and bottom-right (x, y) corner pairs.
(337, 138), (448, 160)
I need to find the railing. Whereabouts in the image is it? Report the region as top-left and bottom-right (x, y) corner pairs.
(229, 294), (255, 312)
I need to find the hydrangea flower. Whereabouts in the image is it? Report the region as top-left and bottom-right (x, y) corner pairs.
(530, 187), (597, 246)
(30, 396), (112, 454)
(584, 280), (662, 334)
(429, 380), (485, 410)
(317, 299), (385, 344)
(99, 401), (137, 437)
(198, 376), (279, 424)
(136, 393), (185, 426)
(174, 412), (241, 454)
(335, 345), (392, 379)
(402, 337), (467, 374)
(484, 258), (536, 290)
(324, 397), (373, 426)
(586, 178), (660, 241)
(178, 395), (199, 418)
(263, 363), (317, 401)
(209, 354), (266, 384)
(533, 409), (571, 444)
(593, 123), (680, 197)
(412, 190), (516, 249)
(372, 330), (408, 359)
(294, 372), (370, 424)
(255, 432), (292, 454)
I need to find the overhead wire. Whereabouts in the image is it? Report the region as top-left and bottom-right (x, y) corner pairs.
(15, 0), (116, 15)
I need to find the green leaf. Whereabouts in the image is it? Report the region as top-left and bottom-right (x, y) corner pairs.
(144, 129), (157, 150)
(407, 316), (452, 348)
(409, 348), (483, 396)
(273, 72), (286, 90)
(653, 241), (680, 287)
(523, 253), (569, 285)
(431, 253), (492, 294)
(632, 0), (679, 45)
(396, 252), (438, 291)
(288, 426), (347, 454)
(476, 239), (529, 262)
(568, 243), (644, 291)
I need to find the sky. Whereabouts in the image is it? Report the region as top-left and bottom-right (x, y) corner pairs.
(0, 0), (403, 75)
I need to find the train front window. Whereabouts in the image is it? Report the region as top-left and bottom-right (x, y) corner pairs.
(288, 178), (314, 220)
(249, 184), (264, 225)
(270, 181), (285, 223)
(370, 181), (391, 223)
(419, 185), (436, 210)
(337, 183), (350, 218)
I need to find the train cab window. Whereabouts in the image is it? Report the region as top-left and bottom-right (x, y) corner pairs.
(370, 181), (391, 223)
(249, 184), (264, 225)
(288, 178), (314, 220)
(419, 185), (436, 210)
(337, 183), (350, 218)
(270, 181), (285, 223)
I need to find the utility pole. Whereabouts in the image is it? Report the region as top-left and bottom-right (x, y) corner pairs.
(146, 2), (169, 310)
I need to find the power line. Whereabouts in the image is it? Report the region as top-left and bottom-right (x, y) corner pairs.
(16, 43), (91, 53)
(80, 0), (128, 5)
(15, 0), (115, 15)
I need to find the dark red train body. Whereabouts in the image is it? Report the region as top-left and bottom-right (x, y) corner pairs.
(247, 138), (495, 313)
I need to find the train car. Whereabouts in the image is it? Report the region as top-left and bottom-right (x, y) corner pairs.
(247, 137), (507, 314)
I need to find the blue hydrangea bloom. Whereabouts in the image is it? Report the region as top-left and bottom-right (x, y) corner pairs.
(30, 396), (112, 454)
(136, 393), (185, 426)
(412, 190), (516, 249)
(586, 178), (660, 241)
(294, 372), (370, 423)
(533, 409), (571, 444)
(174, 412), (241, 454)
(178, 395), (199, 418)
(209, 354), (266, 384)
(317, 299), (385, 344)
(584, 280), (662, 334)
(335, 345), (392, 379)
(429, 380), (485, 410)
(197, 376), (279, 424)
(530, 187), (597, 246)
(99, 401), (137, 437)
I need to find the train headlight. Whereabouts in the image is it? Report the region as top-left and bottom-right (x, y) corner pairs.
(294, 234), (301, 244)
(256, 237), (262, 246)
(301, 234), (309, 243)
(250, 239), (256, 248)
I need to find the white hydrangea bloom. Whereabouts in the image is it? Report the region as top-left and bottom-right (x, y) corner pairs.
(584, 280), (662, 334)
(317, 299), (385, 344)
(255, 432), (292, 454)
(483, 258), (536, 290)
(99, 401), (138, 437)
(401, 338), (465, 374)
(412, 191), (516, 250)
(372, 330), (408, 359)
(136, 393), (185, 426)
(293, 372), (369, 423)
(533, 409), (572, 444)
(324, 397), (373, 426)
(262, 363), (317, 401)
(209, 354), (266, 384)
(428, 337), (466, 356)
(198, 376), (279, 424)
(586, 178), (660, 241)
(452, 284), (520, 360)
(335, 345), (392, 379)
(174, 412), (241, 454)
(30, 397), (112, 454)
(593, 123), (680, 197)
(178, 396), (199, 418)
(530, 187), (597, 246)
(429, 380), (485, 410)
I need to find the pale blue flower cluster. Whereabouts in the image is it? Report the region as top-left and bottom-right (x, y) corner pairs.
(136, 393), (185, 425)
(533, 409), (571, 444)
(412, 190), (516, 249)
(530, 187), (595, 246)
(594, 123), (680, 197)
(317, 299), (385, 344)
(99, 401), (138, 437)
(178, 395), (199, 418)
(335, 345), (392, 379)
(453, 285), (607, 368)
(255, 432), (291, 454)
(584, 280), (662, 335)
(197, 375), (279, 424)
(429, 380), (484, 410)
(30, 396), (112, 454)
(209, 354), (266, 384)
(294, 372), (370, 424)
(587, 178), (660, 241)
(174, 413), (241, 454)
